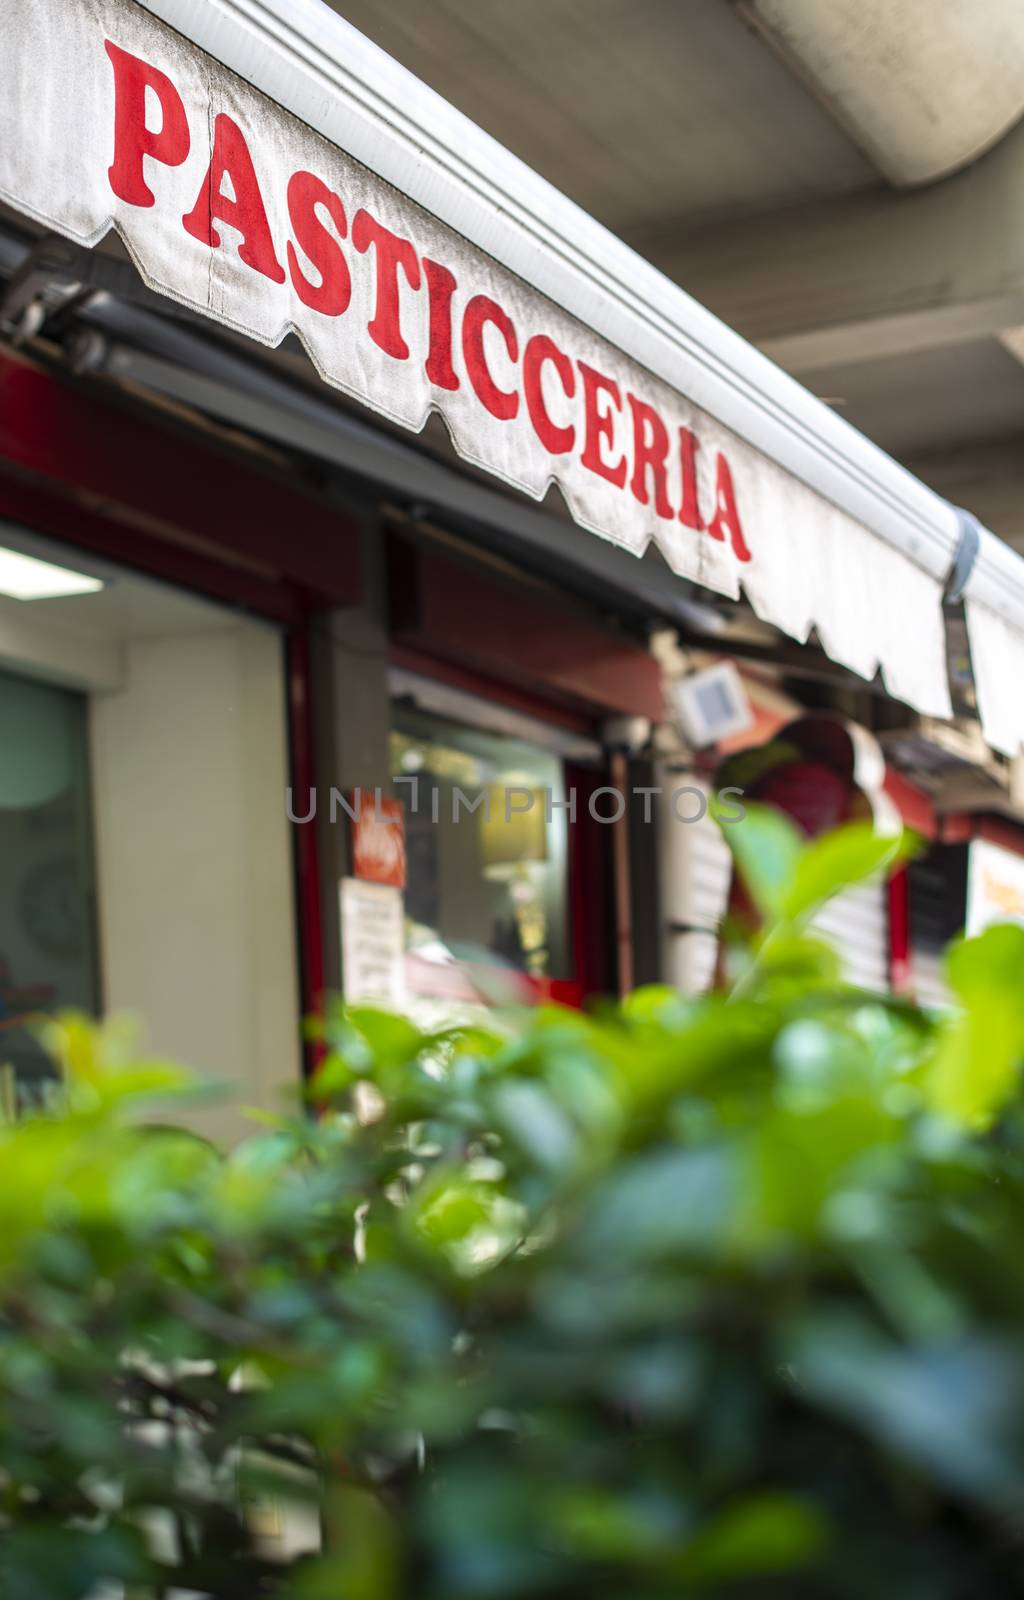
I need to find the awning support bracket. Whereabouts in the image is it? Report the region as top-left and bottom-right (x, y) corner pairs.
(945, 507), (983, 604)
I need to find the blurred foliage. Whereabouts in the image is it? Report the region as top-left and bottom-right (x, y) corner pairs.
(3, 810), (1024, 1597)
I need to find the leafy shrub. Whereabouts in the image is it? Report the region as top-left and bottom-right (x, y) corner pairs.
(3, 813), (1024, 1598)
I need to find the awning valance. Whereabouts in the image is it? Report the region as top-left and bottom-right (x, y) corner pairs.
(1, 0), (957, 716)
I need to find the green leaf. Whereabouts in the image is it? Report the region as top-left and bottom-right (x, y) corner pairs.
(345, 1008), (423, 1066)
(306, 1049), (357, 1102)
(297, 1487), (397, 1600)
(492, 1078), (577, 1171)
(722, 803), (802, 922)
(674, 1493), (827, 1582)
(920, 923), (1024, 1127)
(782, 822), (908, 921)
(410, 1176), (526, 1275)
(782, 1311), (1024, 1503)
(554, 1485), (687, 1561)
(580, 1147), (736, 1260)
(744, 1093), (898, 1245)
(738, 926), (842, 993)
(621, 985), (687, 1022)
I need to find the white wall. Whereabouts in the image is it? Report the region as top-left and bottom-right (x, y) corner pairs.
(90, 622), (301, 1143)
(656, 770), (733, 995)
(810, 882), (890, 992)
(655, 762), (891, 996)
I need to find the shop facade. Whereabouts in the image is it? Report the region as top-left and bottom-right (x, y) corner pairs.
(0, 345), (668, 1131)
(1, 0), (1024, 1123)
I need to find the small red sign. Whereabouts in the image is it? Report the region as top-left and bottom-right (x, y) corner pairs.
(351, 790), (406, 889)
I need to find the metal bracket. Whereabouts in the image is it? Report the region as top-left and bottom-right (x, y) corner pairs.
(0, 232), (183, 344)
(945, 506), (983, 604)
(0, 235), (90, 341)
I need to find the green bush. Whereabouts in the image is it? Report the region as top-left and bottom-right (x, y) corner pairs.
(3, 811), (1024, 1598)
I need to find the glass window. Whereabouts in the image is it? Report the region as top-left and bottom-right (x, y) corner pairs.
(390, 702), (571, 993)
(0, 669), (99, 1110)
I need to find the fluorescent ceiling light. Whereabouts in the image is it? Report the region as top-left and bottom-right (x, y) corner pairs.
(0, 547), (104, 600)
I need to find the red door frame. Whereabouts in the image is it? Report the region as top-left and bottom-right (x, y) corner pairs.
(285, 626), (328, 1075)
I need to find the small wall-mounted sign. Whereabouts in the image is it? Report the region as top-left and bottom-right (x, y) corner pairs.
(966, 838), (1024, 936)
(350, 789), (406, 889)
(339, 877), (405, 1007)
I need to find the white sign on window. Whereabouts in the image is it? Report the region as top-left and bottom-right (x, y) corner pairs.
(339, 878), (406, 1007)
(965, 839), (1024, 936)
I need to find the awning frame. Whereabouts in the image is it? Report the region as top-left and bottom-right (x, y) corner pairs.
(0, 225), (965, 713)
(7, 0), (1024, 748)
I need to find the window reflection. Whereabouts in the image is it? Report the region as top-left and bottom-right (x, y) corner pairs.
(0, 670), (99, 1111)
(390, 703), (570, 990)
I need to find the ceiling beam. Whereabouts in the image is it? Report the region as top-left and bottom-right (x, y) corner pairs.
(638, 118), (1024, 375)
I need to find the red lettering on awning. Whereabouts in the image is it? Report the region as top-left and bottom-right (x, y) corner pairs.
(105, 40), (190, 208)
(182, 113), (285, 284)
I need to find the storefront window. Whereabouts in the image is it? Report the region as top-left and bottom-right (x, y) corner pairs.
(390, 702), (571, 994)
(0, 668), (99, 1110)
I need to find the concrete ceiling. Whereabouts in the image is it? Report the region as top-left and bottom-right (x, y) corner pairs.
(805, 341), (1024, 462)
(326, 0), (1024, 554)
(325, 0), (876, 232)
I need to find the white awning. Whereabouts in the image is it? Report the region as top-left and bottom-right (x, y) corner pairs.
(962, 528), (1024, 757)
(0, 0), (968, 716)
